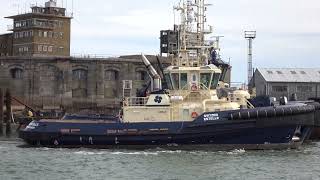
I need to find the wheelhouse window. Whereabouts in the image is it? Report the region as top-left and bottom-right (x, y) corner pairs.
(10, 68), (23, 79)
(72, 69), (88, 81)
(210, 73), (220, 89)
(180, 73), (188, 89)
(200, 73), (211, 89)
(164, 73), (173, 90)
(171, 73), (179, 89)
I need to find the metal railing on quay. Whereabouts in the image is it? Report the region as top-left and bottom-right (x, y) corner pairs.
(71, 54), (120, 60)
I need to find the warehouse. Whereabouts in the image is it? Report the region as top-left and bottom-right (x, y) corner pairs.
(253, 68), (320, 101)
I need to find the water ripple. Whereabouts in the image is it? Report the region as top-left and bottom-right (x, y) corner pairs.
(0, 141), (319, 180)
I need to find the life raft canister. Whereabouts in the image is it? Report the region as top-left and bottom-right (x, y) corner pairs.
(191, 112), (198, 118)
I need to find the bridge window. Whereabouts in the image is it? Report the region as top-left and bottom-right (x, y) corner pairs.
(171, 73), (179, 89)
(10, 68), (23, 79)
(180, 73), (188, 89)
(164, 73), (173, 90)
(72, 69), (87, 81)
(210, 73), (220, 89)
(200, 73), (211, 89)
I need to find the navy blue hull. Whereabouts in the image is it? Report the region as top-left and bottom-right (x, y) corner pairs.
(19, 105), (317, 149)
(19, 120), (313, 149)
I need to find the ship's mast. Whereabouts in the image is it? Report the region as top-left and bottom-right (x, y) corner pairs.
(174, 0), (213, 67)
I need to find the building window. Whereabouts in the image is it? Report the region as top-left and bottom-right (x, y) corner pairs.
(43, 45), (48, 52)
(48, 46), (53, 52)
(58, 47), (64, 53)
(58, 21), (63, 27)
(48, 31), (53, 38)
(44, 31), (47, 37)
(272, 86), (288, 93)
(54, 32), (59, 38)
(276, 71), (283, 74)
(267, 71), (273, 74)
(21, 21), (26, 27)
(38, 45), (43, 52)
(10, 68), (23, 79)
(23, 47), (28, 52)
(290, 71), (297, 74)
(73, 69), (88, 81)
(297, 86), (313, 92)
(18, 47), (24, 52)
(28, 31), (33, 37)
(300, 71), (306, 75)
(59, 32), (64, 39)
(15, 21), (23, 28)
(105, 70), (119, 81)
(39, 30), (42, 37)
(136, 71), (147, 81)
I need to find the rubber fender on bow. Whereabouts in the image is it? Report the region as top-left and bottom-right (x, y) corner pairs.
(229, 105), (315, 120)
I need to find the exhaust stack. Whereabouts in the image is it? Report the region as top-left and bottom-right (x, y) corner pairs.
(141, 54), (162, 92)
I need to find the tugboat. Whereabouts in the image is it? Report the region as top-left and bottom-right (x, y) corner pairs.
(20, 0), (316, 150)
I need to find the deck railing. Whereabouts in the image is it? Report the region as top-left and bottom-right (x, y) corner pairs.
(123, 97), (148, 107)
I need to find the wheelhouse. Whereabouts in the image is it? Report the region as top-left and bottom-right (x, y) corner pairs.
(164, 64), (222, 91)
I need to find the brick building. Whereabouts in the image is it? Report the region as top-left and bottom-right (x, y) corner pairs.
(0, 0), (71, 57)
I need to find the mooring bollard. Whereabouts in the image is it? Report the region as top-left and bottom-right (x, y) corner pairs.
(5, 89), (11, 137)
(0, 88), (3, 136)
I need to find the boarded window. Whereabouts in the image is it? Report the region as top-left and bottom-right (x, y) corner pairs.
(105, 70), (119, 81)
(73, 69), (88, 81)
(136, 71), (147, 81)
(272, 86), (288, 92)
(10, 68), (23, 79)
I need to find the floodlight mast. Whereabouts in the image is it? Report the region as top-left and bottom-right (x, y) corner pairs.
(245, 31), (256, 84)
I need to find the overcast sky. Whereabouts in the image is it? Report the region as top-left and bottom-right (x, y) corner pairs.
(0, 0), (319, 83)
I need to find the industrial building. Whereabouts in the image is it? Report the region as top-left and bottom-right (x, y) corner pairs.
(253, 68), (320, 101)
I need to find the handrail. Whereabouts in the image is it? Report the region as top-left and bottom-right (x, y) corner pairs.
(124, 97), (148, 107)
(246, 99), (255, 109)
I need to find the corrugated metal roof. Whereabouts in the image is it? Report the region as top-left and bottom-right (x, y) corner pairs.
(257, 68), (320, 83)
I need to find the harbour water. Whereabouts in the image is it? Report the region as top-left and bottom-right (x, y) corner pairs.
(0, 139), (320, 180)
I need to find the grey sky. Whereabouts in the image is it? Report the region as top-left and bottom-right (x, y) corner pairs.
(0, 0), (319, 82)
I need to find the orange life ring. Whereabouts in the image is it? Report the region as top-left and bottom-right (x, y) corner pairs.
(191, 112), (198, 118)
